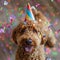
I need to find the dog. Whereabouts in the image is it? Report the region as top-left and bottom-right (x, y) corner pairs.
(12, 7), (56, 60)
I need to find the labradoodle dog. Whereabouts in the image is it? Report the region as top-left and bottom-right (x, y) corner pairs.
(12, 9), (56, 60)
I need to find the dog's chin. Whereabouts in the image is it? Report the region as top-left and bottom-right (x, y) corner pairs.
(23, 46), (34, 53)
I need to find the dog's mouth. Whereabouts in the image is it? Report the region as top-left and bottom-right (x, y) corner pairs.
(23, 45), (34, 53)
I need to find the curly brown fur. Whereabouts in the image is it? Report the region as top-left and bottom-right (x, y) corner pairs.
(12, 9), (56, 60)
(32, 9), (56, 47)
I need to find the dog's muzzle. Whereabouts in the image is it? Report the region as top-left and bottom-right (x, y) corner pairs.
(23, 39), (34, 53)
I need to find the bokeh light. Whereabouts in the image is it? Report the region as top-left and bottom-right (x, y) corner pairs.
(0, 0), (60, 60)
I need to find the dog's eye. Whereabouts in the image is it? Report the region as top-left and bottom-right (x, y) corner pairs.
(20, 28), (26, 35)
(33, 29), (37, 33)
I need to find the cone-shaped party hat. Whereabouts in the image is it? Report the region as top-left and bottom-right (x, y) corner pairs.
(25, 3), (35, 21)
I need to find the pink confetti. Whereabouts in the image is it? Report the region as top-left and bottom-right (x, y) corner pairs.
(35, 3), (40, 7)
(0, 28), (5, 33)
(55, 29), (60, 35)
(46, 47), (51, 54)
(7, 56), (10, 60)
(54, 20), (58, 26)
(56, 0), (60, 2)
(6, 43), (9, 48)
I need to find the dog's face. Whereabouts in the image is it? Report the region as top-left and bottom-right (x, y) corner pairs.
(12, 20), (42, 53)
(12, 8), (56, 55)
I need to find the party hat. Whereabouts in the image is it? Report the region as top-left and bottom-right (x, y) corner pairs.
(25, 3), (35, 21)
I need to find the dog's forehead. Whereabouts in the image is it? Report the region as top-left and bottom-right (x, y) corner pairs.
(20, 20), (37, 28)
(16, 20), (40, 34)
(21, 24), (35, 30)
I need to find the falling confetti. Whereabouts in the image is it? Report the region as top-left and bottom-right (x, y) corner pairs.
(4, 1), (8, 6)
(51, 51), (58, 56)
(51, 0), (54, 2)
(0, 0), (60, 60)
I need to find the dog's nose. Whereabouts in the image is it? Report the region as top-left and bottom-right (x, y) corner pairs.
(25, 39), (32, 45)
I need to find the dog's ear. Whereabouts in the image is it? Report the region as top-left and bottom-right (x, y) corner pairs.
(12, 22), (26, 44)
(45, 28), (57, 48)
(12, 27), (17, 44)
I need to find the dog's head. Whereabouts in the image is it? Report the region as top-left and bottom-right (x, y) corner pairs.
(12, 20), (42, 53)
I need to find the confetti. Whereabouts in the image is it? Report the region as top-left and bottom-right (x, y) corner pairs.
(56, 0), (60, 2)
(51, 51), (58, 56)
(0, 0), (60, 60)
(45, 47), (51, 54)
(46, 57), (52, 60)
(51, 0), (54, 2)
(4, 1), (8, 5)
(0, 28), (5, 33)
(35, 3), (40, 7)
(7, 56), (10, 60)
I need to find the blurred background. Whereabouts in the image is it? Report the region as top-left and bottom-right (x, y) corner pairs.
(0, 0), (60, 60)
